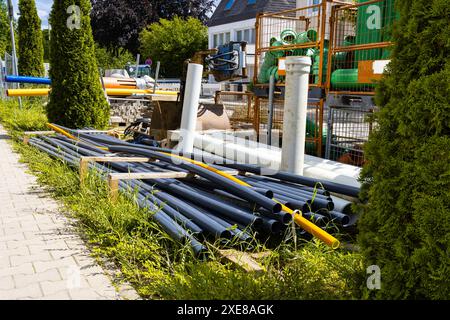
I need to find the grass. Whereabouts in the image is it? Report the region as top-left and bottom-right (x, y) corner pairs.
(0, 99), (365, 299)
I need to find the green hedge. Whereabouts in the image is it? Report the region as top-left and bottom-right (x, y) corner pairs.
(18, 0), (45, 77)
(46, 0), (109, 129)
(358, 0), (450, 299)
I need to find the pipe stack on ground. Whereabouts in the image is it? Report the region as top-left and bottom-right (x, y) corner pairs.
(26, 125), (359, 256)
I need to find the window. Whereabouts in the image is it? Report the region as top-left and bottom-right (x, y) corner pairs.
(235, 28), (256, 44)
(225, 0), (235, 10)
(213, 32), (231, 47)
(236, 30), (242, 42)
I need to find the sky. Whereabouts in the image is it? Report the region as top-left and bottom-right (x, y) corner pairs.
(11, 0), (53, 29)
(11, 0), (221, 30)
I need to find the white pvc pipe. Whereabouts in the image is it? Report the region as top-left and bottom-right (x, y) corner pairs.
(281, 56), (312, 175)
(179, 63), (203, 153)
(168, 130), (361, 188)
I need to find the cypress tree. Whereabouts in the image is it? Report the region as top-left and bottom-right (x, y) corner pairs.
(18, 0), (44, 76)
(47, 0), (109, 128)
(358, 0), (450, 299)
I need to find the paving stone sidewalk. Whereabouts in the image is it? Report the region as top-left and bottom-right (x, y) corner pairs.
(0, 126), (138, 300)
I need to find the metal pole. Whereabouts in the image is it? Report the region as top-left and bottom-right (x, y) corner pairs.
(153, 61), (160, 94)
(135, 54), (140, 78)
(281, 56), (312, 175)
(267, 74), (275, 146)
(7, 0), (18, 76)
(7, 0), (21, 108)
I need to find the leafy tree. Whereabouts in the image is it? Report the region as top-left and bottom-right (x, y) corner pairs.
(90, 0), (214, 54)
(358, 0), (450, 299)
(140, 17), (207, 78)
(47, 0), (109, 129)
(18, 0), (45, 76)
(95, 44), (133, 71)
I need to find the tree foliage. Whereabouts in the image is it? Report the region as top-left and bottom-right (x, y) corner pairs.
(90, 0), (214, 54)
(140, 17), (207, 78)
(42, 28), (50, 62)
(95, 44), (133, 71)
(18, 0), (44, 76)
(0, 0), (18, 57)
(47, 0), (109, 129)
(358, 0), (450, 299)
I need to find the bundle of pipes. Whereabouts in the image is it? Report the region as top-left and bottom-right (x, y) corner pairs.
(26, 124), (358, 256)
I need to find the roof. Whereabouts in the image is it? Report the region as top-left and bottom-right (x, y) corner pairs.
(208, 0), (296, 27)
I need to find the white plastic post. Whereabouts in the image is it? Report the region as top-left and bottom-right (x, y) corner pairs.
(281, 56), (312, 175)
(179, 63), (204, 153)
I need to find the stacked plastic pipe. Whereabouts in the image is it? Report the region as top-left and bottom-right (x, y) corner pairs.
(27, 125), (360, 257)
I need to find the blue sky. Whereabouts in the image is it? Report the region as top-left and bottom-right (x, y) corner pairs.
(12, 0), (220, 30)
(11, 0), (53, 29)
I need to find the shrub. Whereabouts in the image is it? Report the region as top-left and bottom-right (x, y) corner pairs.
(140, 17), (207, 78)
(95, 44), (133, 72)
(358, 0), (450, 299)
(47, 0), (109, 129)
(18, 0), (45, 77)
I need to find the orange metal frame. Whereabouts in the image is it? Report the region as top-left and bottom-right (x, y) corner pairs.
(326, 0), (395, 95)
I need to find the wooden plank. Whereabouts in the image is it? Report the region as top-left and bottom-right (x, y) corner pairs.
(80, 156), (150, 163)
(218, 249), (265, 273)
(79, 156), (152, 185)
(24, 131), (55, 136)
(108, 171), (197, 181)
(108, 175), (120, 203)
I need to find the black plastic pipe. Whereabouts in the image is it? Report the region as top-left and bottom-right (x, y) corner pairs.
(223, 163), (360, 198)
(107, 145), (282, 213)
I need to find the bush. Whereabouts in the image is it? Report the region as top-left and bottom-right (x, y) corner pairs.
(95, 44), (134, 72)
(358, 0), (450, 299)
(140, 17), (207, 78)
(18, 0), (45, 77)
(47, 0), (109, 129)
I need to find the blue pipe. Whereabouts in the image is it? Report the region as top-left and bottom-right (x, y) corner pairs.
(5, 75), (52, 85)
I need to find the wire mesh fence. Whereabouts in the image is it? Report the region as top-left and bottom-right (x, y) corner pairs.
(254, 2), (326, 87)
(215, 91), (255, 130)
(325, 105), (376, 167)
(327, 0), (397, 93)
(254, 97), (325, 156)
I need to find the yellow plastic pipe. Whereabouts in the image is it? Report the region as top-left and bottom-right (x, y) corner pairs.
(162, 152), (340, 249)
(7, 88), (50, 96)
(7, 88), (178, 97)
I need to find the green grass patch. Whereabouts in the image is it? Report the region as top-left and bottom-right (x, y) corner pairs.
(0, 100), (365, 299)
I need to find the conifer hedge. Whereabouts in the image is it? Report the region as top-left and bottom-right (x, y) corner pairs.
(18, 0), (44, 76)
(47, 0), (109, 128)
(359, 0), (450, 299)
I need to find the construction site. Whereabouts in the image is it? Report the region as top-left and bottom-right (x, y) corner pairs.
(0, 0), (448, 304)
